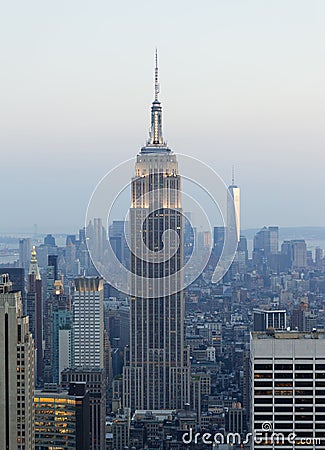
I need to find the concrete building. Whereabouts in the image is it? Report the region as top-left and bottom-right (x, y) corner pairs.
(0, 273), (34, 449)
(73, 276), (104, 369)
(251, 330), (325, 449)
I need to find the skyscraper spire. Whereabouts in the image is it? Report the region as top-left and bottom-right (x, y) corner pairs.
(155, 48), (159, 102)
(29, 245), (41, 280)
(232, 165), (235, 186)
(143, 49), (168, 150)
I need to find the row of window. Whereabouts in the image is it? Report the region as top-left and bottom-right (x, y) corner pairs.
(255, 389), (325, 396)
(255, 363), (325, 370)
(255, 406), (325, 412)
(255, 372), (325, 379)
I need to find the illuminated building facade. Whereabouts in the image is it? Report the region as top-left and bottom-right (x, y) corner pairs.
(34, 383), (89, 449)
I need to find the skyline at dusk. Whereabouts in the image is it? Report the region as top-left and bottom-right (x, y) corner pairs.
(1, 3), (325, 447)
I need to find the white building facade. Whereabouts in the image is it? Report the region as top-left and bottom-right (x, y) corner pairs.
(73, 276), (104, 369)
(251, 331), (325, 449)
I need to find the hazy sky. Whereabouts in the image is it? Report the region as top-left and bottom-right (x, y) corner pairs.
(1, 0), (325, 234)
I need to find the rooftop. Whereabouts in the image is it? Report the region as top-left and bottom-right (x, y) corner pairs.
(251, 330), (325, 340)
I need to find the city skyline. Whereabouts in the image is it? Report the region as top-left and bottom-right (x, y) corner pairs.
(1, 1), (325, 233)
(1, 2), (325, 447)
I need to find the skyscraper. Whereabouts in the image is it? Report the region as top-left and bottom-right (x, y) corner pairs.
(269, 226), (279, 255)
(0, 273), (34, 449)
(228, 167), (240, 242)
(253, 226), (279, 272)
(123, 52), (190, 411)
(109, 220), (129, 267)
(251, 330), (325, 449)
(52, 304), (73, 384)
(291, 239), (307, 269)
(73, 276), (104, 369)
(0, 267), (25, 311)
(27, 246), (43, 382)
(213, 226), (225, 260)
(19, 237), (31, 273)
(43, 265), (70, 384)
(280, 239), (307, 271)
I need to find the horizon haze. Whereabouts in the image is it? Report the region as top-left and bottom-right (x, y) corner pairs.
(1, 1), (325, 233)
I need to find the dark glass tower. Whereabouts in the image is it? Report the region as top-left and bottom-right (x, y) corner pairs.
(27, 246), (43, 382)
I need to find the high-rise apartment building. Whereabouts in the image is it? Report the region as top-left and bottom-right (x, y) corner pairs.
(73, 276), (104, 368)
(123, 53), (190, 411)
(251, 330), (325, 449)
(0, 273), (34, 449)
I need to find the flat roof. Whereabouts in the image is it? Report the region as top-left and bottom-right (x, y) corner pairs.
(251, 331), (325, 340)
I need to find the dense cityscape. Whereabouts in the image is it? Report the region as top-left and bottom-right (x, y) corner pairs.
(1, 50), (325, 450)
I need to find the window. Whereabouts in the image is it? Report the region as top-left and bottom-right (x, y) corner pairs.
(295, 364), (313, 370)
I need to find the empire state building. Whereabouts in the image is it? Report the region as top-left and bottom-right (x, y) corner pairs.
(123, 53), (190, 411)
